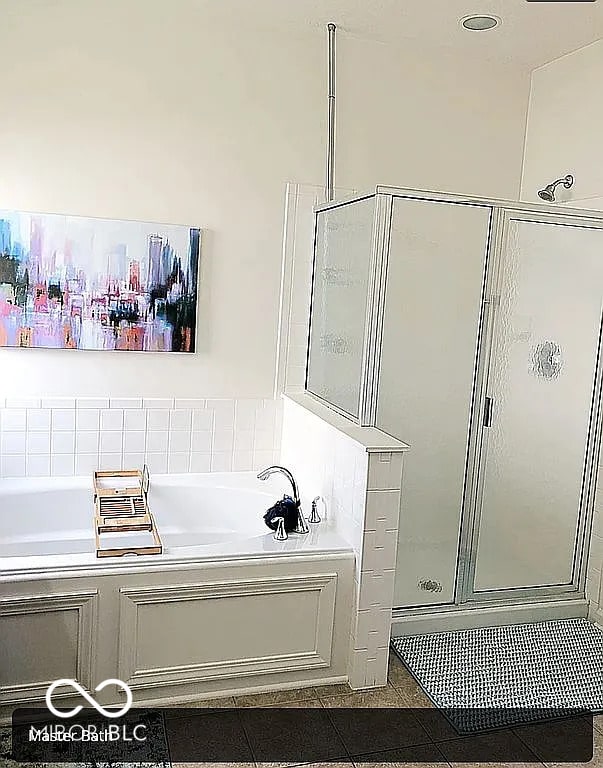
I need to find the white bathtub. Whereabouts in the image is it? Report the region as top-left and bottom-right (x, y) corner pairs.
(0, 472), (355, 717)
(0, 471), (352, 575)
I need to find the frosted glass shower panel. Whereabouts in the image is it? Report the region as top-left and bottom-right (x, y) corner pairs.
(473, 218), (603, 592)
(377, 198), (492, 607)
(306, 198), (375, 418)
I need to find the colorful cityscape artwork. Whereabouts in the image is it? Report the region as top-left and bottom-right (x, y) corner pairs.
(0, 209), (200, 353)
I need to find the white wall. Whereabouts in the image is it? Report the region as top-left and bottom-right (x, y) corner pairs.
(0, 0), (529, 400)
(521, 39), (603, 206)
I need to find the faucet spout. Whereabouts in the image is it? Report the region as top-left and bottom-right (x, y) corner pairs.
(256, 465), (300, 507)
(257, 465), (309, 534)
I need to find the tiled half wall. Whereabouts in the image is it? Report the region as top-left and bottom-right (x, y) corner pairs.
(281, 394), (409, 689)
(0, 397), (282, 478)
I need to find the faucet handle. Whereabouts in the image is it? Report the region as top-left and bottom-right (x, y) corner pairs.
(293, 505), (310, 534)
(310, 496), (325, 524)
(273, 517), (288, 541)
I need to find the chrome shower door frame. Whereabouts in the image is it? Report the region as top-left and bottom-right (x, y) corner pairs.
(457, 206), (603, 605)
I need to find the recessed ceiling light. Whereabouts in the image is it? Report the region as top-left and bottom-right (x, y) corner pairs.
(460, 14), (501, 31)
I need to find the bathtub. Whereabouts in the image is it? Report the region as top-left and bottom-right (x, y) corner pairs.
(0, 472), (355, 718)
(0, 471), (353, 573)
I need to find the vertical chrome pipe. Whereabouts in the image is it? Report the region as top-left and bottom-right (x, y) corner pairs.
(326, 23), (336, 202)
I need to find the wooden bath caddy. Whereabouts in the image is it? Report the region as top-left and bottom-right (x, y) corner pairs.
(93, 466), (162, 558)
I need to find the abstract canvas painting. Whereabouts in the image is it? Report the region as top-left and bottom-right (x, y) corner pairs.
(0, 209), (200, 353)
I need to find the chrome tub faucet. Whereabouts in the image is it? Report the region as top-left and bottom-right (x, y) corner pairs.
(257, 465), (309, 536)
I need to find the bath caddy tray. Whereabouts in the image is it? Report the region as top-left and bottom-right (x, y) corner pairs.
(93, 466), (162, 558)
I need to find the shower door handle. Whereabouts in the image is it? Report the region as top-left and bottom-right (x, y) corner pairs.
(484, 396), (494, 427)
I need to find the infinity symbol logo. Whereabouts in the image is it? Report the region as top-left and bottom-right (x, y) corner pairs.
(45, 679), (133, 719)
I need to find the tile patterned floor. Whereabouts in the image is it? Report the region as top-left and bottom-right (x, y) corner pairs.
(2, 653), (599, 768)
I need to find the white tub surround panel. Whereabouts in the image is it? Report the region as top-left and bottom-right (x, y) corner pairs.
(0, 554), (354, 719)
(0, 397), (282, 478)
(280, 394), (408, 689)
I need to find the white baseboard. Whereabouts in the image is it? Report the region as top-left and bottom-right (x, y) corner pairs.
(588, 604), (603, 628)
(391, 598), (589, 636)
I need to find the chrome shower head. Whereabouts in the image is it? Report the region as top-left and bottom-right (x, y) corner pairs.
(538, 174), (574, 202)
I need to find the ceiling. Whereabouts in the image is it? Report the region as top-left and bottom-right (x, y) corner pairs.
(201, 0), (603, 69)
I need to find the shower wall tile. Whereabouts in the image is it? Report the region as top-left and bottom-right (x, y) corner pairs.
(0, 397), (282, 479)
(280, 394), (407, 690)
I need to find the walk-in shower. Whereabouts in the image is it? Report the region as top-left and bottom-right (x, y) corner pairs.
(304, 185), (603, 629)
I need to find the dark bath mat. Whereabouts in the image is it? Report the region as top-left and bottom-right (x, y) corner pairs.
(391, 617), (603, 733)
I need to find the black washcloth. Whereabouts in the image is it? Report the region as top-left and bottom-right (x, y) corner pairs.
(263, 495), (299, 532)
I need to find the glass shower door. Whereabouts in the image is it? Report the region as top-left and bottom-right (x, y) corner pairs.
(469, 213), (603, 597)
(306, 198), (375, 420)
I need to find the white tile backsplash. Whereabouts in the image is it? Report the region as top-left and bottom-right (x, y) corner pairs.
(124, 431), (146, 453)
(27, 409), (52, 431)
(0, 397), (281, 479)
(76, 431), (99, 454)
(52, 409), (76, 431)
(147, 430), (169, 453)
(1, 454), (25, 477)
(99, 431), (123, 454)
(169, 430), (191, 453)
(76, 409), (100, 431)
(77, 398), (110, 409)
(2, 410), (26, 431)
(169, 410), (192, 431)
(123, 409), (146, 431)
(51, 431), (76, 455)
(147, 410), (170, 431)
(100, 409), (123, 432)
(6, 397), (41, 409)
(51, 454), (75, 477)
(192, 431), (212, 453)
(26, 454), (51, 477)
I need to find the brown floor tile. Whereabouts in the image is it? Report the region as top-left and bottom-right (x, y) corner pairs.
(411, 708), (463, 743)
(174, 763), (254, 768)
(352, 741), (450, 767)
(264, 698), (324, 708)
(594, 715), (603, 735)
(235, 687), (319, 706)
(321, 686), (404, 708)
(387, 651), (417, 689)
(314, 683), (355, 697)
(240, 706), (348, 768)
(394, 685), (434, 709)
(326, 707), (432, 758)
(273, 762), (353, 768)
(437, 728), (544, 767)
(514, 716), (599, 768)
(168, 695), (236, 710)
(167, 710), (254, 764)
